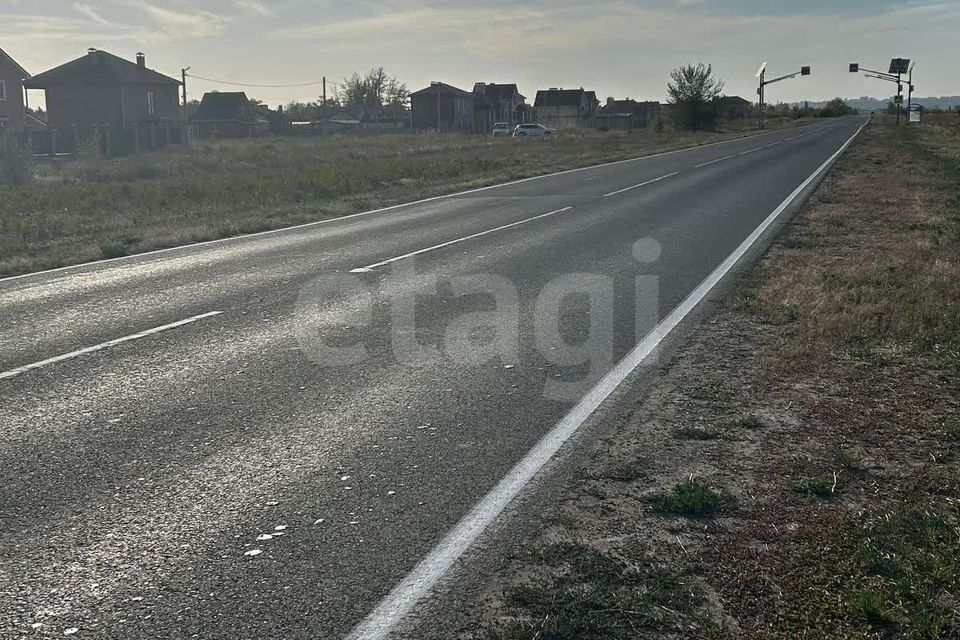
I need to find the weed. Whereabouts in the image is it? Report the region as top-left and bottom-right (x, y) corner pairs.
(648, 481), (734, 517)
(834, 449), (868, 472)
(735, 415), (767, 430)
(495, 542), (696, 639)
(793, 476), (837, 498)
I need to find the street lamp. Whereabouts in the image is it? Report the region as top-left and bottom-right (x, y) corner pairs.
(757, 63), (811, 129)
(849, 58), (913, 125)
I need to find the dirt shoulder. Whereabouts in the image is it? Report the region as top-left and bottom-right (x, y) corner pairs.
(459, 115), (960, 639)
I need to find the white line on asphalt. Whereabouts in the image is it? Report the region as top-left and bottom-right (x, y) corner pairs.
(738, 147), (762, 156)
(349, 207), (574, 273)
(602, 172), (679, 197)
(0, 311), (223, 381)
(1, 123), (839, 285)
(693, 154), (737, 168)
(767, 141), (784, 147)
(345, 119), (869, 640)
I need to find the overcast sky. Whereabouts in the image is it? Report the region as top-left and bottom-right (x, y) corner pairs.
(3, 0), (958, 109)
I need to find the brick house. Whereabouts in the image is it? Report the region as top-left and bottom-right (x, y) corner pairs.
(533, 88), (599, 129)
(0, 47), (29, 132)
(25, 49), (181, 137)
(410, 82), (473, 133)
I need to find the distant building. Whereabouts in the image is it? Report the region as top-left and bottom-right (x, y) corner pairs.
(410, 82), (473, 133)
(596, 98), (660, 129)
(0, 47), (29, 132)
(716, 96), (751, 120)
(473, 83), (527, 131)
(25, 49), (181, 136)
(192, 91), (270, 138)
(533, 88), (599, 129)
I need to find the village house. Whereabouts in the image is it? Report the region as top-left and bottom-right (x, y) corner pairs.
(25, 49), (181, 143)
(716, 95), (752, 120)
(472, 83), (528, 131)
(0, 47), (29, 132)
(410, 82), (473, 133)
(533, 88), (600, 129)
(596, 98), (660, 129)
(192, 91), (270, 139)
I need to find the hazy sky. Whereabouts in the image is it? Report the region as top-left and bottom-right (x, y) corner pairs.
(3, 1), (958, 109)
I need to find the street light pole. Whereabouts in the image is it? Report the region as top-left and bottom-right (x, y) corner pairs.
(756, 63), (811, 129)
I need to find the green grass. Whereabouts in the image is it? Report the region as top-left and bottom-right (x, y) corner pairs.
(793, 476), (837, 498)
(855, 509), (960, 638)
(647, 481), (735, 517)
(492, 542), (697, 639)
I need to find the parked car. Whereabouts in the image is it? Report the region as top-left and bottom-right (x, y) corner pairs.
(512, 123), (556, 137)
(491, 122), (512, 137)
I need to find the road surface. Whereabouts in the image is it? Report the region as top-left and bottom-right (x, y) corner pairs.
(0, 117), (865, 638)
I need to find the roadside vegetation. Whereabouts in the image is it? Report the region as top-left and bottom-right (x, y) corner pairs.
(0, 116), (819, 277)
(467, 113), (960, 639)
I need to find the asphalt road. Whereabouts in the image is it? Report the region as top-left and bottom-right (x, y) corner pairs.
(0, 117), (866, 639)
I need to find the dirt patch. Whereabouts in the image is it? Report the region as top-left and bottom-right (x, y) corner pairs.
(460, 120), (960, 639)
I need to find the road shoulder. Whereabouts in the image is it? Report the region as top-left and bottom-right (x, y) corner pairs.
(421, 116), (960, 639)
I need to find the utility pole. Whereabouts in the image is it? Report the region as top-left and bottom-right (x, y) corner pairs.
(181, 67), (191, 148)
(756, 63), (811, 129)
(850, 59), (912, 125)
(322, 76), (327, 108)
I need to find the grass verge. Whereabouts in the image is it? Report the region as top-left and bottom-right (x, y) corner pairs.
(0, 117), (820, 277)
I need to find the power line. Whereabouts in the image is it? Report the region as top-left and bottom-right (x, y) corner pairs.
(185, 72), (339, 89)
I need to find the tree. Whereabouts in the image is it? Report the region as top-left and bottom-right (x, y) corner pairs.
(818, 98), (855, 118)
(667, 63), (725, 130)
(338, 67), (408, 109)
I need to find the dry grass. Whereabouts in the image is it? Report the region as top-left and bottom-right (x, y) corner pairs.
(0, 117), (816, 277)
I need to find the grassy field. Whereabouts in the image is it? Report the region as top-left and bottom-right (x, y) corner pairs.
(0, 116), (818, 277)
(464, 114), (960, 638)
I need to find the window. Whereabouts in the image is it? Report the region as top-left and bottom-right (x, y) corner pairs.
(0, 80), (7, 102)
(0, 117), (8, 129)
(147, 90), (155, 115)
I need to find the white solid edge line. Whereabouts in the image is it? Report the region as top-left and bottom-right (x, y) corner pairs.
(349, 207), (573, 272)
(693, 154), (737, 169)
(0, 122), (834, 285)
(0, 311), (224, 381)
(344, 118), (868, 640)
(602, 171), (679, 198)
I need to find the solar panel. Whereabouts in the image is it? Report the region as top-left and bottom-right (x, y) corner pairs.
(888, 58), (910, 74)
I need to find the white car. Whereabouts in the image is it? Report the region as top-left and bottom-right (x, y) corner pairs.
(512, 123), (556, 137)
(491, 122), (512, 137)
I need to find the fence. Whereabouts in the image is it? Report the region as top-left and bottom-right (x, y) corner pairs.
(11, 123), (188, 158)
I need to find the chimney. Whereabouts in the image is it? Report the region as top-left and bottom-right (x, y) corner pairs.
(136, 52), (145, 68)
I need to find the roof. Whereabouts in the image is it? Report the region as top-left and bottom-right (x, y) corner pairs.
(534, 88), (590, 108)
(718, 96), (751, 105)
(0, 47), (29, 79)
(409, 82), (473, 98)
(599, 99), (660, 114)
(474, 83), (525, 103)
(195, 92), (252, 120)
(25, 49), (179, 88)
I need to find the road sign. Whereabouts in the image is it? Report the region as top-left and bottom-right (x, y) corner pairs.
(801, 66), (811, 76)
(849, 63), (860, 73)
(909, 109), (921, 123)
(894, 95), (903, 104)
